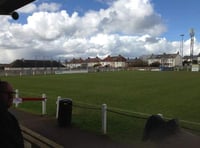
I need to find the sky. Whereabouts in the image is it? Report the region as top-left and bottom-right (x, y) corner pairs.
(1, 0), (200, 63)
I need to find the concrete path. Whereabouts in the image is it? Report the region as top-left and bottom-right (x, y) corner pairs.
(10, 108), (135, 148)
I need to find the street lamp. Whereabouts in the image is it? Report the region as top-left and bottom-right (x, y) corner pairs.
(180, 34), (184, 57)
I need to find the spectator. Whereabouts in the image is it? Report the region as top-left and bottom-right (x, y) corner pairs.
(0, 80), (24, 148)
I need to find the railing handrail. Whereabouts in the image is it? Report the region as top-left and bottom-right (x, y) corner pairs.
(20, 125), (64, 148)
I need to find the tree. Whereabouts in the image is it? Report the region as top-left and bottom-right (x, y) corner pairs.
(150, 61), (160, 67)
(128, 58), (148, 67)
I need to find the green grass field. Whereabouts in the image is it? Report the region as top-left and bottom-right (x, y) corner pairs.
(1, 71), (200, 144)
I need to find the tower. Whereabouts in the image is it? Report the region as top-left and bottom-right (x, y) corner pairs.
(189, 28), (195, 63)
(180, 34), (184, 57)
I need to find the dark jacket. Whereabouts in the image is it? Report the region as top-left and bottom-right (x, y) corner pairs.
(0, 105), (24, 148)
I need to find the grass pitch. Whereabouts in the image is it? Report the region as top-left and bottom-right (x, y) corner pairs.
(2, 71), (200, 143)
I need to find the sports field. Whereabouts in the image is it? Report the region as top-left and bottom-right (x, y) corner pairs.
(1, 71), (200, 143)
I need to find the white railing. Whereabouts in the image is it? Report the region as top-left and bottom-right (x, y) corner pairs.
(13, 89), (47, 115)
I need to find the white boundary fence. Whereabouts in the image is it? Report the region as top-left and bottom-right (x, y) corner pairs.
(56, 96), (61, 119)
(56, 97), (107, 134)
(13, 89), (47, 115)
(12, 92), (200, 135)
(73, 101), (200, 135)
(102, 104), (107, 134)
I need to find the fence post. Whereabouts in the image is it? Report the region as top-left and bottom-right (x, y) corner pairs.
(15, 89), (19, 107)
(42, 93), (47, 115)
(56, 96), (61, 119)
(102, 104), (107, 134)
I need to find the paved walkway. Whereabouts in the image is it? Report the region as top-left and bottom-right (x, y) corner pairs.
(10, 108), (200, 148)
(10, 108), (135, 148)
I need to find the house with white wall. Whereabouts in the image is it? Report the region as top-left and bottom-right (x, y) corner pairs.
(101, 55), (127, 68)
(66, 55), (127, 69)
(67, 58), (84, 69)
(85, 57), (101, 68)
(148, 52), (182, 67)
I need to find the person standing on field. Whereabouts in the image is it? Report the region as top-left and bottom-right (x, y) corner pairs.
(0, 80), (24, 148)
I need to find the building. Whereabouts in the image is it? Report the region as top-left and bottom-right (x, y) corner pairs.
(148, 52), (182, 68)
(4, 59), (64, 70)
(101, 55), (127, 68)
(183, 55), (198, 65)
(66, 58), (85, 69)
(85, 57), (102, 68)
(66, 55), (127, 69)
(2, 59), (65, 76)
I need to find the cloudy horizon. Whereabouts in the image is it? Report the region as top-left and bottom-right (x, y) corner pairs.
(0, 0), (199, 64)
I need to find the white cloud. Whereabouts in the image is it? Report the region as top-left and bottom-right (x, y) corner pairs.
(96, 0), (166, 36)
(17, 3), (37, 13)
(38, 3), (61, 12)
(17, 2), (61, 13)
(0, 0), (198, 63)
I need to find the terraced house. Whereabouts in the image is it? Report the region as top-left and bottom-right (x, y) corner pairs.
(148, 52), (182, 68)
(66, 55), (127, 69)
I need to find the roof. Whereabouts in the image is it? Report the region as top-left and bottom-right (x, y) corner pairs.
(67, 55), (127, 64)
(68, 58), (84, 64)
(85, 57), (101, 63)
(103, 55), (127, 62)
(149, 53), (179, 59)
(9, 59), (64, 67)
